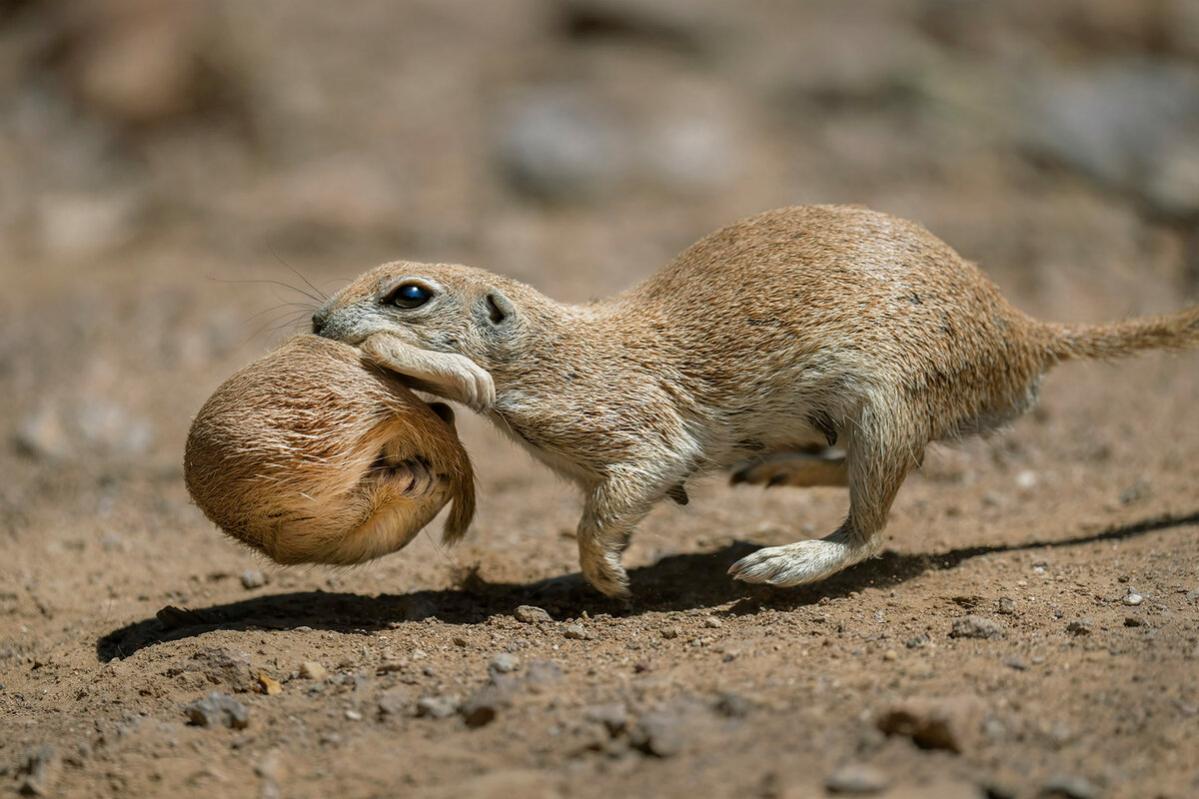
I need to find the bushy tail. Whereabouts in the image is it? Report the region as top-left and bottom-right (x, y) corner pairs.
(1047, 305), (1199, 362)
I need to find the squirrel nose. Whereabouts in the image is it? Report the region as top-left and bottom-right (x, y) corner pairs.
(311, 309), (329, 336)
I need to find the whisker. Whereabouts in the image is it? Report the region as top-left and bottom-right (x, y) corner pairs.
(208, 275), (324, 305)
(242, 302), (316, 325)
(239, 308), (312, 348)
(270, 246), (328, 301)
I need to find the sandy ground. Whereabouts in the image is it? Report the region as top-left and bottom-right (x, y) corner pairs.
(3, 2), (1199, 798)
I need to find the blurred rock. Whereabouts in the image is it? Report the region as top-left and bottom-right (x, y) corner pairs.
(824, 763), (889, 795)
(494, 89), (626, 203)
(240, 570), (266, 590)
(416, 695), (460, 719)
(1167, 0), (1199, 60)
(1040, 775), (1097, 799)
(876, 695), (986, 753)
(1066, 619), (1093, 636)
(299, 661), (327, 681)
(584, 702), (628, 736)
(51, 0), (246, 129)
(16, 745), (59, 797)
(255, 672), (282, 696)
(776, 13), (932, 108)
(629, 710), (686, 757)
(949, 615), (1005, 639)
(641, 112), (738, 193)
(15, 400), (153, 461)
(34, 191), (143, 259)
(523, 660), (564, 691)
(184, 692), (249, 729)
(167, 647), (255, 693)
(254, 157), (409, 241)
(489, 653), (520, 675)
(377, 687), (410, 717)
(559, 0), (727, 55)
(460, 682), (514, 728)
(514, 605), (552, 624)
(1021, 60), (1199, 217)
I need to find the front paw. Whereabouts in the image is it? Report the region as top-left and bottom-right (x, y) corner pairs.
(580, 549), (632, 600)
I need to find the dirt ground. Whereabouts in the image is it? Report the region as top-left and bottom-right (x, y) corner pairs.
(3, 2), (1199, 798)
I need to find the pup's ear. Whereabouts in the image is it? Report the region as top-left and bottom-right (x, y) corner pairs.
(479, 288), (516, 328)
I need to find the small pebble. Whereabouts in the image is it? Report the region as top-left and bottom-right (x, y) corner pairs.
(1040, 774), (1097, 799)
(703, 617), (722, 629)
(299, 661), (327, 680)
(584, 703), (628, 736)
(524, 660), (564, 689)
(256, 672), (282, 696)
(1122, 592), (1143, 607)
(949, 615), (1005, 639)
(489, 653), (520, 674)
(997, 597), (1016, 615)
(824, 763), (889, 795)
(660, 626), (681, 640)
(630, 711), (686, 757)
(713, 692), (752, 718)
(882, 649), (898, 661)
(876, 695), (984, 753)
(377, 688), (409, 717)
(240, 570), (266, 590)
(415, 695), (459, 719)
(1066, 620), (1093, 636)
(1123, 616), (1143, 628)
(513, 605), (552, 624)
(184, 692), (249, 729)
(460, 684), (512, 728)
(563, 623), (593, 640)
(344, 709), (362, 721)
(15, 746), (58, 798)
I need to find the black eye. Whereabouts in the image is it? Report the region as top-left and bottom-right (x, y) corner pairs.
(388, 283), (432, 309)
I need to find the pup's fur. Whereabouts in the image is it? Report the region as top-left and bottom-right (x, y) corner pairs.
(184, 335), (474, 565)
(314, 205), (1199, 597)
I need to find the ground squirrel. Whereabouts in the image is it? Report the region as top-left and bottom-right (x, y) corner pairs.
(312, 205), (1199, 598)
(185, 335), (474, 565)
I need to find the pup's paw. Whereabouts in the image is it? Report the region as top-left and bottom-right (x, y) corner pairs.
(381, 457), (440, 497)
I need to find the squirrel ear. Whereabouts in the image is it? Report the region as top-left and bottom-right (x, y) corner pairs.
(482, 289), (515, 327)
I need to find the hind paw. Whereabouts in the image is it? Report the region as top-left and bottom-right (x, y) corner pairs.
(728, 540), (857, 587)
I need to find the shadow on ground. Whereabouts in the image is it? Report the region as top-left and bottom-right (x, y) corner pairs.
(97, 510), (1199, 661)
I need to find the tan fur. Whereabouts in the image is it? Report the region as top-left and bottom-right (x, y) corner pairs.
(313, 204), (1199, 597)
(184, 335), (474, 565)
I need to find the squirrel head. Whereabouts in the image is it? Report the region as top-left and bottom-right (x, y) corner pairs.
(312, 261), (528, 367)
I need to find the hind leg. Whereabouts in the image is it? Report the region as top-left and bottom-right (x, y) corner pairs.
(730, 449), (848, 488)
(729, 401), (923, 587)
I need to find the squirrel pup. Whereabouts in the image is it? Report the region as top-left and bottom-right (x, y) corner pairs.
(312, 205), (1199, 598)
(185, 335), (475, 565)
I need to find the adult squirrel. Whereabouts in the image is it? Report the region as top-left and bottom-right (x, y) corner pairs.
(312, 205), (1199, 598)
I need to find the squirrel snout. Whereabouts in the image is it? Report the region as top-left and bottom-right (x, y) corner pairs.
(311, 309), (331, 336)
